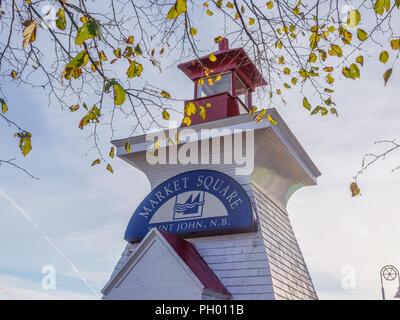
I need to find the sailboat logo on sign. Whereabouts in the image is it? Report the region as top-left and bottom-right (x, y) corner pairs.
(173, 191), (205, 220)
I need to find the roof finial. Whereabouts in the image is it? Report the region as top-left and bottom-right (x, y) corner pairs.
(218, 37), (229, 51)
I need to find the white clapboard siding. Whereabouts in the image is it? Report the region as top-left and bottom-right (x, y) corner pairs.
(254, 185), (318, 300)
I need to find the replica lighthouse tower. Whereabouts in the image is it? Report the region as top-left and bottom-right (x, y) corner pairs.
(102, 39), (321, 300)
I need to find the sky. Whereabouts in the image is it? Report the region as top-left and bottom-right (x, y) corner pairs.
(1, 2), (400, 300)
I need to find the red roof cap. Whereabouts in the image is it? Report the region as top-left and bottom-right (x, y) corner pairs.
(178, 38), (267, 90)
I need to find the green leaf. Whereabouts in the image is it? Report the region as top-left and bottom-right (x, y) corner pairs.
(75, 18), (101, 46)
(303, 97), (311, 110)
(357, 29), (368, 41)
(56, 8), (67, 30)
(0, 98), (7, 114)
(383, 68), (393, 86)
(126, 60), (143, 78)
(134, 44), (142, 55)
(350, 63), (360, 79)
(15, 131), (32, 156)
(356, 55), (364, 66)
(311, 106), (321, 115)
(61, 50), (88, 81)
(379, 50), (389, 64)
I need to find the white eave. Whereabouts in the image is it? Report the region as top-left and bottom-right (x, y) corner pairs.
(111, 109), (321, 185)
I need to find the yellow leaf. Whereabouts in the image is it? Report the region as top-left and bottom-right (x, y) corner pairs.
(267, 1), (274, 9)
(167, 0), (187, 19)
(113, 48), (121, 58)
(185, 102), (196, 116)
(227, 2), (234, 8)
(199, 105), (206, 120)
(98, 50), (107, 61)
(69, 105), (80, 112)
(346, 9), (361, 28)
(267, 114), (277, 125)
(190, 27), (197, 36)
(390, 39), (400, 50)
(350, 182), (360, 197)
(11, 70), (17, 79)
(198, 78), (204, 85)
(249, 106), (257, 115)
(160, 90), (171, 99)
(328, 44), (342, 57)
(125, 141), (131, 153)
(106, 164), (114, 174)
(1, 98), (8, 114)
(209, 53), (217, 62)
(326, 73), (334, 84)
(303, 97), (311, 110)
(109, 147), (115, 159)
(162, 109), (170, 120)
(91, 159), (100, 166)
(183, 117), (191, 126)
(126, 35), (134, 44)
(206, 9), (213, 16)
(249, 18), (255, 25)
(214, 36), (223, 43)
(208, 77), (213, 85)
(357, 29), (368, 41)
(214, 74), (221, 81)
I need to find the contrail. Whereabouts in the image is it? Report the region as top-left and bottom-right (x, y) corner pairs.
(0, 189), (100, 298)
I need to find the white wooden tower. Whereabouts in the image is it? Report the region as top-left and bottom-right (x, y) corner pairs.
(102, 39), (320, 300)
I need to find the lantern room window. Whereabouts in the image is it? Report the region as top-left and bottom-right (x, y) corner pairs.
(196, 72), (232, 98)
(235, 74), (249, 107)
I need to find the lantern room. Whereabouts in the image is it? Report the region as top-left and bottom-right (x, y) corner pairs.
(178, 38), (267, 126)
